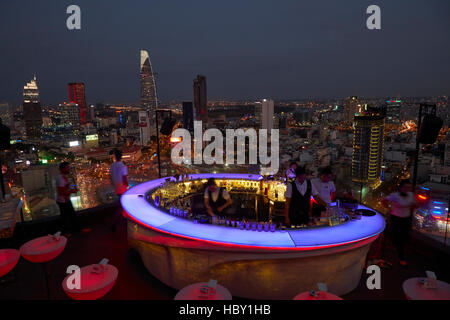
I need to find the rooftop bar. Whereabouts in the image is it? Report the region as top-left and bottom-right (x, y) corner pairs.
(122, 173), (385, 299)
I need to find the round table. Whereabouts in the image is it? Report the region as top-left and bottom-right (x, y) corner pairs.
(0, 249), (20, 278)
(293, 291), (343, 300)
(174, 282), (232, 300)
(20, 235), (67, 263)
(20, 235), (67, 299)
(62, 264), (119, 300)
(403, 278), (450, 300)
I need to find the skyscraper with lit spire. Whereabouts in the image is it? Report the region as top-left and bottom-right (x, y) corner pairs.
(140, 50), (157, 135)
(23, 75), (42, 139)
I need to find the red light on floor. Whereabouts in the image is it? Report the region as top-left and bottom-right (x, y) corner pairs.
(417, 195), (427, 200)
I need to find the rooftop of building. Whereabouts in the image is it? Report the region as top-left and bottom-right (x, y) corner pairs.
(0, 204), (449, 300)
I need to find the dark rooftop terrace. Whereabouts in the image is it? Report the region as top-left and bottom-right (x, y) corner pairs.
(0, 203), (449, 300)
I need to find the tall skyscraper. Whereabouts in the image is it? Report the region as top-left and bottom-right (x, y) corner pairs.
(23, 76), (42, 139)
(140, 50), (157, 118)
(344, 96), (359, 122)
(193, 75), (207, 122)
(255, 99), (274, 130)
(351, 106), (385, 186)
(68, 83), (87, 125)
(182, 101), (194, 133)
(59, 102), (80, 134)
(385, 99), (401, 124)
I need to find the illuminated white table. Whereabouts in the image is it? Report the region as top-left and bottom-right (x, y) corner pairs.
(175, 282), (232, 300)
(403, 278), (450, 300)
(62, 263), (118, 300)
(293, 291), (343, 300)
(0, 249), (20, 277)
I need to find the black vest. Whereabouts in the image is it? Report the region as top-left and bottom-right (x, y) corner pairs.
(208, 188), (227, 213)
(288, 180), (312, 224)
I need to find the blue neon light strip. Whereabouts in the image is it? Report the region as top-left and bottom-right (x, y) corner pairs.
(121, 174), (385, 249)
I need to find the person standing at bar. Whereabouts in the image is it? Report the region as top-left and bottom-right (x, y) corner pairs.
(284, 166), (324, 226)
(56, 162), (80, 236)
(110, 149), (129, 232)
(381, 179), (417, 267)
(204, 178), (232, 217)
(311, 167), (336, 219)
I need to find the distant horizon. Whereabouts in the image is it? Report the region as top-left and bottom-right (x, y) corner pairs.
(1, 92), (449, 107)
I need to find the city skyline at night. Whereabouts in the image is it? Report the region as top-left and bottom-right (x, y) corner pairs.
(1, 1), (449, 105)
(0, 1), (449, 305)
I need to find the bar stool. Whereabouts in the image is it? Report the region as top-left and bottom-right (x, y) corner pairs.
(403, 278), (450, 300)
(62, 258), (118, 300)
(20, 232), (67, 299)
(0, 249), (20, 278)
(293, 291), (343, 300)
(293, 283), (343, 300)
(175, 280), (232, 300)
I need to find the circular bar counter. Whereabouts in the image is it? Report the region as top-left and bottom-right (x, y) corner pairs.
(122, 173), (385, 299)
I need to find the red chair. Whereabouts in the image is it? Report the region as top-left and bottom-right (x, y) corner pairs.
(20, 232), (67, 299)
(0, 249), (20, 278)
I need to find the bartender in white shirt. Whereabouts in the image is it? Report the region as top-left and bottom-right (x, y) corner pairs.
(311, 167), (336, 218)
(284, 166), (326, 226)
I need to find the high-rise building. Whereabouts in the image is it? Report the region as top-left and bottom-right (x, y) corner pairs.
(193, 75), (207, 122)
(23, 76), (42, 139)
(59, 102), (80, 133)
(445, 132), (450, 167)
(278, 113), (288, 129)
(138, 110), (151, 146)
(0, 103), (12, 127)
(344, 96), (359, 122)
(87, 104), (96, 122)
(351, 107), (385, 186)
(68, 83), (87, 125)
(21, 164), (59, 199)
(140, 50), (157, 126)
(385, 99), (401, 124)
(182, 101), (194, 132)
(255, 99), (274, 130)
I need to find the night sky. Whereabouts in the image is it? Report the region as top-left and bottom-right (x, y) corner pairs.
(1, 0), (449, 105)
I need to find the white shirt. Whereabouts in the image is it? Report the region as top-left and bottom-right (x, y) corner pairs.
(109, 161), (128, 195)
(385, 192), (415, 218)
(285, 179), (319, 198)
(311, 178), (336, 204)
(204, 188), (231, 202)
(56, 174), (70, 203)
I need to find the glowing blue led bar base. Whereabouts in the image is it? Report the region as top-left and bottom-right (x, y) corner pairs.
(121, 174), (385, 249)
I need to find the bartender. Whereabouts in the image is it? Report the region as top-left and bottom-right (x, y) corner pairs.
(284, 166), (326, 226)
(204, 178), (232, 217)
(311, 167), (336, 219)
